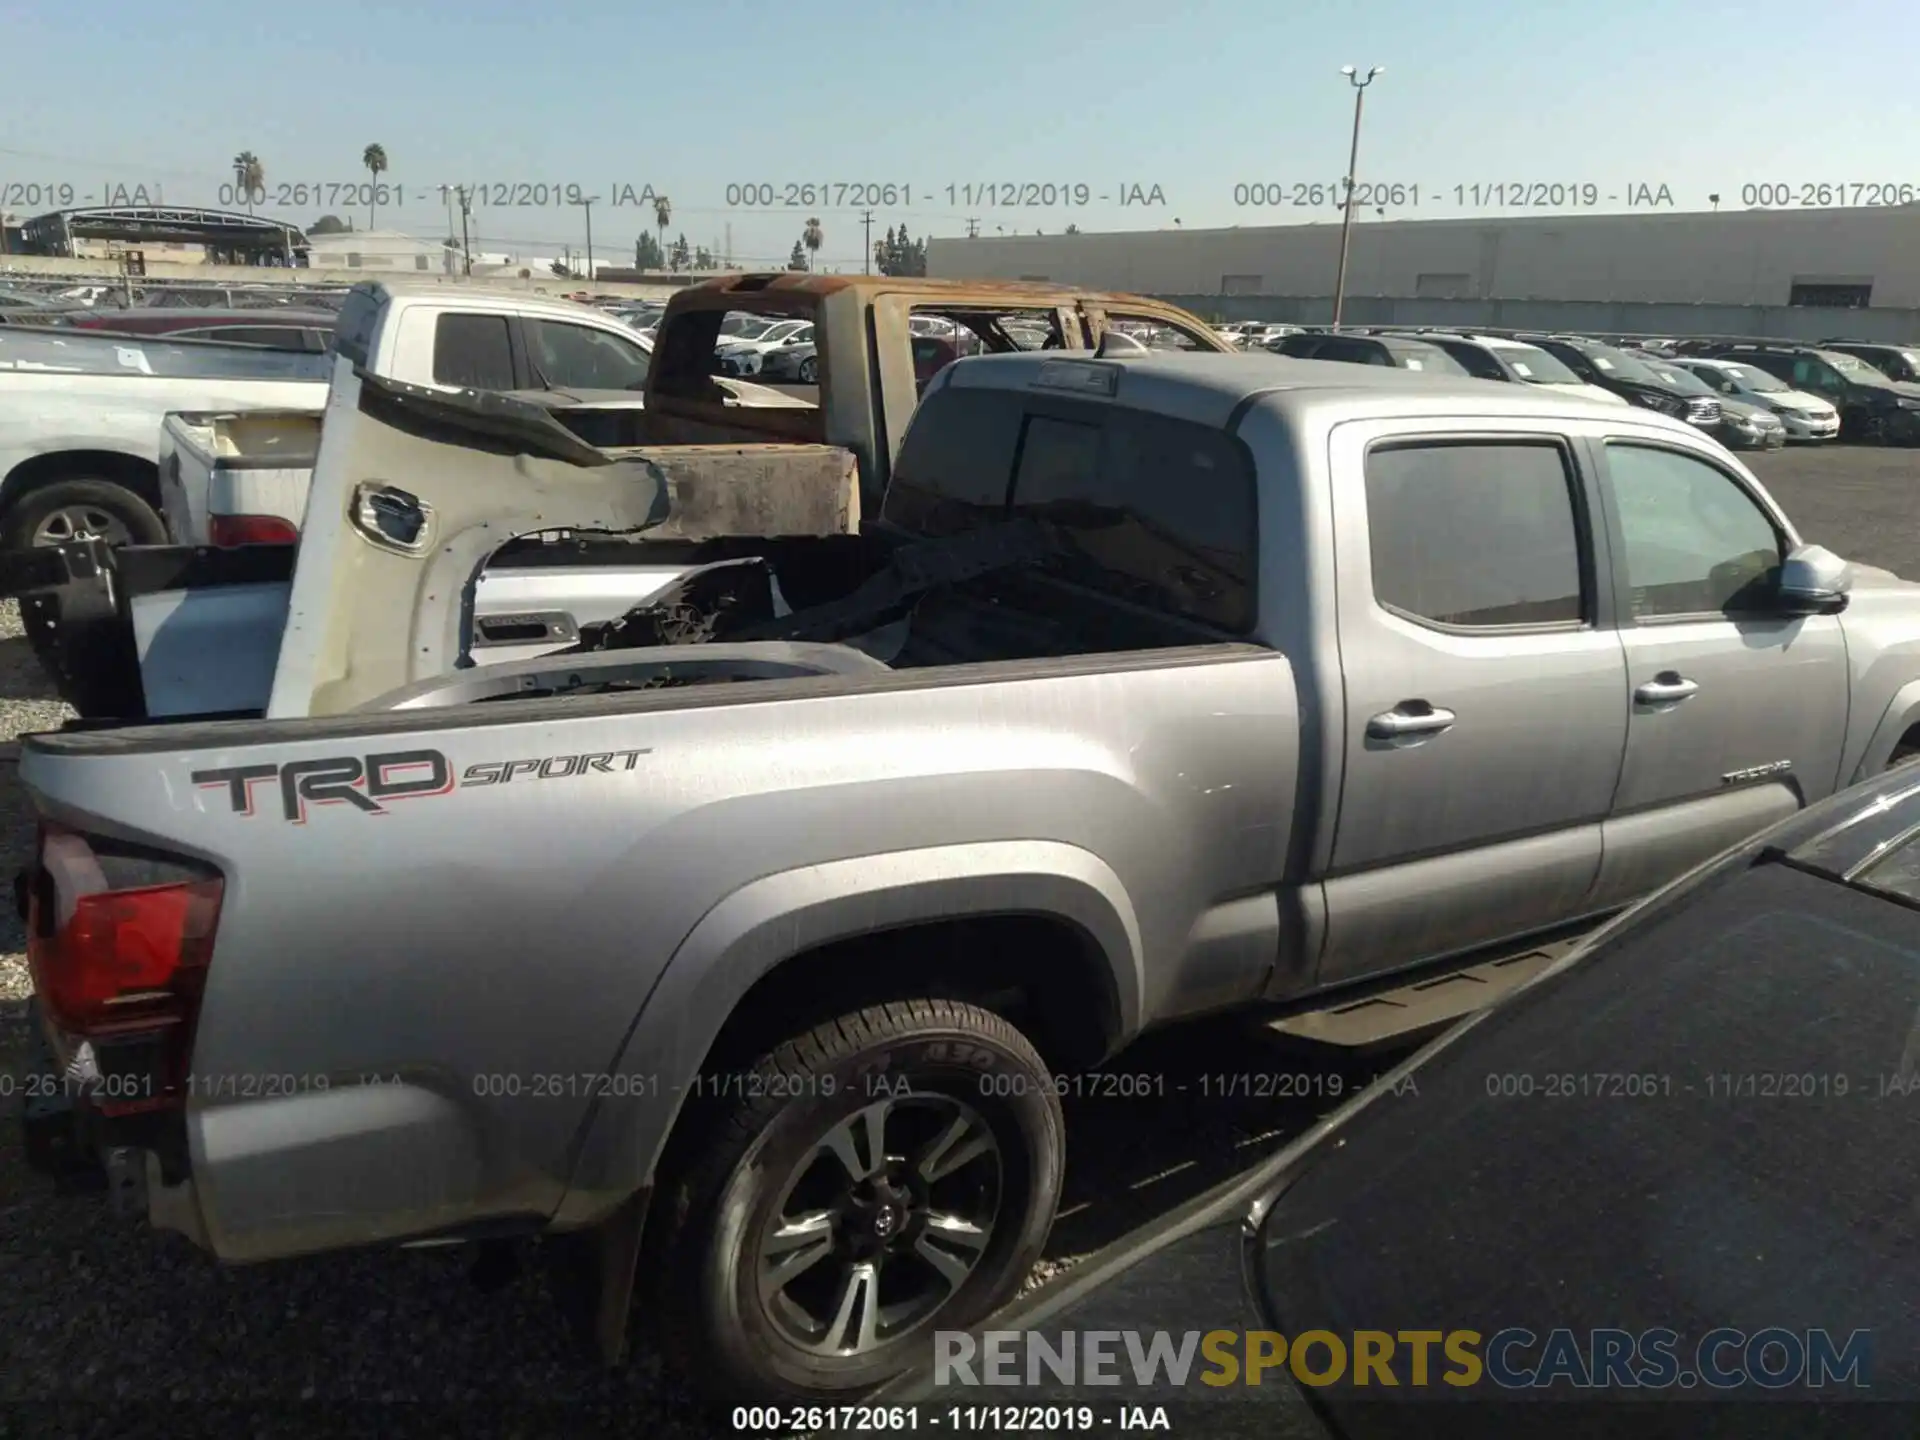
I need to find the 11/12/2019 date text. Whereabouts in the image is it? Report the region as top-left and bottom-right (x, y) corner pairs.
(721, 182), (1169, 208)
(729, 1403), (1176, 1432)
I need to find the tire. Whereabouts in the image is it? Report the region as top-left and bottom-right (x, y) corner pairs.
(656, 998), (1065, 1405)
(1841, 408), (1886, 445)
(1, 478), (167, 551)
(1890, 744), (1920, 772)
(798, 355), (817, 384)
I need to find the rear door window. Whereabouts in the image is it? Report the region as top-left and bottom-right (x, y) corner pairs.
(431, 312), (516, 389)
(1366, 440), (1587, 628)
(524, 319), (650, 391)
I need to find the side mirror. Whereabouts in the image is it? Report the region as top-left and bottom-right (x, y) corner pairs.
(1777, 543), (1852, 615)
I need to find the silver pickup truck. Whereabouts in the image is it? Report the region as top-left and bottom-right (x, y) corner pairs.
(18, 349), (1920, 1409)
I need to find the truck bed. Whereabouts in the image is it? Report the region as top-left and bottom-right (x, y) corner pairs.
(18, 630), (1291, 1260)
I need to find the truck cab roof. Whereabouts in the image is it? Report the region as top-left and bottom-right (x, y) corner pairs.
(341, 279), (622, 324)
(933, 348), (1671, 433)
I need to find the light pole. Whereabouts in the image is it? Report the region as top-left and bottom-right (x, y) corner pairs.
(1331, 63), (1383, 331)
(439, 184), (458, 274)
(575, 195), (599, 281)
(457, 186), (473, 276)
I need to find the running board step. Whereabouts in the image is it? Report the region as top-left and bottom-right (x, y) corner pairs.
(1267, 937), (1586, 1050)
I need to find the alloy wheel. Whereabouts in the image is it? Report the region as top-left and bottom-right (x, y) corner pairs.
(33, 505), (132, 547)
(756, 1093), (1001, 1357)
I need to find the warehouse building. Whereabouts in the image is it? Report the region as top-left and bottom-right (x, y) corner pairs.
(304, 230), (455, 274)
(927, 205), (1920, 340)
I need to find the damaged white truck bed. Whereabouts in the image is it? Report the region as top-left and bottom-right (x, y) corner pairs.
(3, 366), (861, 720)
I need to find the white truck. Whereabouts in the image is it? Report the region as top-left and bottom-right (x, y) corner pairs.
(0, 326), (330, 550)
(156, 284), (806, 550)
(0, 280), (799, 556)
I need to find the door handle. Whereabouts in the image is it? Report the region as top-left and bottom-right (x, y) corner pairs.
(350, 482), (433, 555)
(1366, 703), (1458, 740)
(1635, 673), (1700, 705)
(473, 610), (581, 649)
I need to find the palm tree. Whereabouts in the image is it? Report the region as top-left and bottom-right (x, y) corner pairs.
(802, 216), (824, 272)
(362, 144), (389, 230)
(653, 195), (672, 270)
(232, 152), (264, 216)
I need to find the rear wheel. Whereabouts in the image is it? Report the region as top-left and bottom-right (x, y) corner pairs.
(655, 998), (1064, 1404)
(1, 478), (167, 551)
(1842, 408), (1887, 445)
(797, 355), (818, 384)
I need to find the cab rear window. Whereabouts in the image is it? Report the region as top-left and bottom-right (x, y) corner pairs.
(884, 386), (1257, 631)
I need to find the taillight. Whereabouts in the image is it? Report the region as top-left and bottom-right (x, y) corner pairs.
(27, 825), (223, 1115)
(209, 514), (298, 547)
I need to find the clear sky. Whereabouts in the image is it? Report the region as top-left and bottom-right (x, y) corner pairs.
(4, 0), (1917, 269)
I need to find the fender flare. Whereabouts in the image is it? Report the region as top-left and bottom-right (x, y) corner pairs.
(1, 441), (159, 498)
(552, 839), (1143, 1225)
(1851, 679), (1920, 784)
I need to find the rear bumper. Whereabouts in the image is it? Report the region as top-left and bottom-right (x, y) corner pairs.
(1778, 413), (1839, 439)
(19, 993), (213, 1242)
(0, 539), (294, 720)
(19, 998), (95, 1186)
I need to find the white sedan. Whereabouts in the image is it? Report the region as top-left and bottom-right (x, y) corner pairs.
(716, 319), (814, 376)
(1671, 357), (1842, 441)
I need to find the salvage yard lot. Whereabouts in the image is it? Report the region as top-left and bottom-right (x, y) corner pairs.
(0, 439), (1912, 1430)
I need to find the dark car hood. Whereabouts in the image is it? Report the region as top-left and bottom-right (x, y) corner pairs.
(1255, 857), (1920, 1415)
(1594, 375), (1679, 399)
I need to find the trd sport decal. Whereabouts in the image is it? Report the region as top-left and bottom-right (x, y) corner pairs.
(193, 747), (651, 823)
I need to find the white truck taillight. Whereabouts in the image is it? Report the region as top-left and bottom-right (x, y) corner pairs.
(209, 514), (298, 547)
(26, 825), (224, 1115)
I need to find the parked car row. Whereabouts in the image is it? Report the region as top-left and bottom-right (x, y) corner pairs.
(1240, 321), (1920, 448)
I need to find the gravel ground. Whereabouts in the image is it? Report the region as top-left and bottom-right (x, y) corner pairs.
(0, 440), (1909, 1435)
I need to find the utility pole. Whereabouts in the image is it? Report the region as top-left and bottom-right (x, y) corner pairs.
(1331, 64), (1383, 332)
(457, 186), (473, 276)
(862, 208), (874, 273)
(965, 217), (979, 238)
(574, 195), (598, 281)
(725, 222), (733, 269)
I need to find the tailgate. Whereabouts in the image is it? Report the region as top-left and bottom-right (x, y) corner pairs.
(161, 409), (323, 546)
